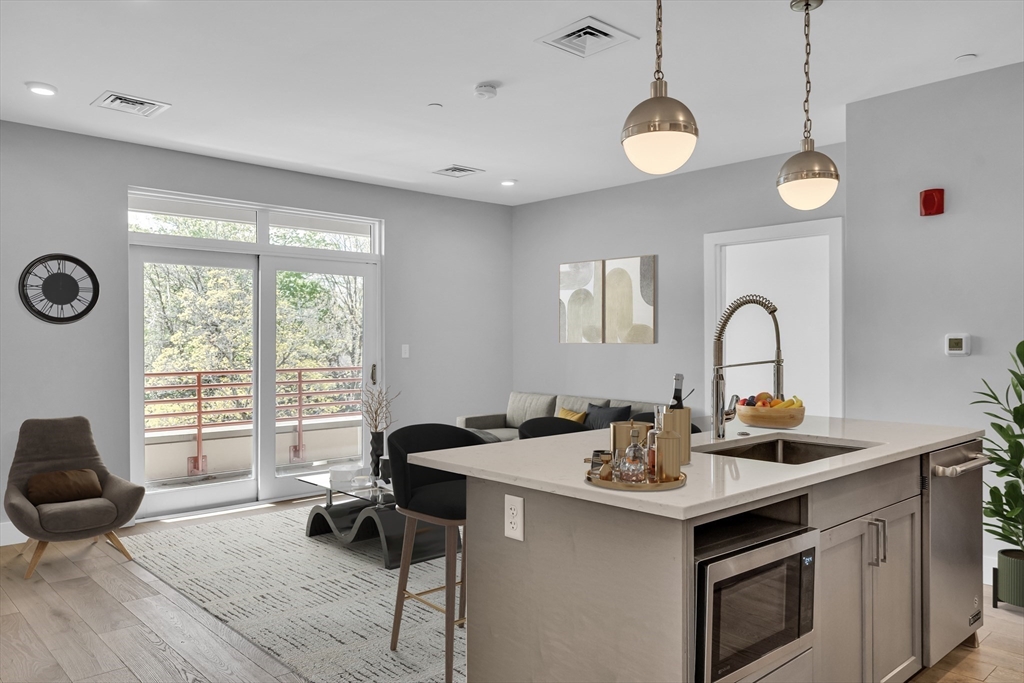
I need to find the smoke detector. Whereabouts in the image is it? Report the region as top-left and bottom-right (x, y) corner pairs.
(474, 84), (497, 100)
(433, 165), (484, 178)
(537, 16), (636, 58)
(91, 91), (171, 118)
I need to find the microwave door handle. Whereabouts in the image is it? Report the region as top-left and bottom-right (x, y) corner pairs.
(867, 520), (882, 567)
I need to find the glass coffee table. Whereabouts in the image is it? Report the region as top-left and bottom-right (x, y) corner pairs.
(297, 473), (453, 570)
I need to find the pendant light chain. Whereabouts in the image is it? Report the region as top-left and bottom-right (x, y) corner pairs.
(802, 2), (813, 139)
(654, 0), (664, 81)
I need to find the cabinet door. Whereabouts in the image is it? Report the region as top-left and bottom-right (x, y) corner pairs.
(871, 496), (922, 683)
(816, 517), (873, 683)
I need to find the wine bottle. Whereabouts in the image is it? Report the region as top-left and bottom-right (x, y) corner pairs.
(670, 373), (684, 410)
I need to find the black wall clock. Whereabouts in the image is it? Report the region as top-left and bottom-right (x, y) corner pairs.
(19, 253), (99, 324)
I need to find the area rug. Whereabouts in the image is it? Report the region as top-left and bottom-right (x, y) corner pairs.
(122, 507), (465, 683)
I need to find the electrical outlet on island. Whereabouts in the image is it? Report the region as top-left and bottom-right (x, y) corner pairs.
(504, 494), (524, 541)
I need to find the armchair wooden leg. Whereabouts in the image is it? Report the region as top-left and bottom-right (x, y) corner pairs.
(458, 525), (467, 628)
(18, 539), (36, 557)
(25, 541), (49, 579)
(390, 516), (417, 651)
(445, 525), (458, 683)
(104, 532), (132, 561)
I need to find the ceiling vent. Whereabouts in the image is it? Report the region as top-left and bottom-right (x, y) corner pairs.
(433, 165), (484, 178)
(91, 91), (171, 118)
(537, 17), (636, 58)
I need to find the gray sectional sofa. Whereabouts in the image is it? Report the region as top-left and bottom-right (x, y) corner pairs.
(456, 391), (663, 442)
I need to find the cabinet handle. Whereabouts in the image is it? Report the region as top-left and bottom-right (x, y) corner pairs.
(868, 520), (882, 567)
(933, 455), (990, 478)
(874, 517), (888, 563)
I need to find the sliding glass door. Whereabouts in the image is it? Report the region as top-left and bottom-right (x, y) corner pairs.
(131, 248), (378, 517)
(132, 247), (259, 517)
(258, 256), (378, 500)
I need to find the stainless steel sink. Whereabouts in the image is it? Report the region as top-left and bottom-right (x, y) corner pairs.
(693, 438), (868, 465)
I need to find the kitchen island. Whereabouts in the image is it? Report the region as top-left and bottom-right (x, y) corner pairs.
(409, 417), (985, 683)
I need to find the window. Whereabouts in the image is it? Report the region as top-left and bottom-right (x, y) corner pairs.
(129, 194), (256, 242)
(127, 191), (378, 256)
(128, 189), (382, 517)
(269, 211), (372, 253)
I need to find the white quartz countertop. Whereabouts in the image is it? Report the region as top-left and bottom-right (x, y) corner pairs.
(408, 417), (983, 520)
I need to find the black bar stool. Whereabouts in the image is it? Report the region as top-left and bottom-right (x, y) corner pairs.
(387, 424), (486, 683)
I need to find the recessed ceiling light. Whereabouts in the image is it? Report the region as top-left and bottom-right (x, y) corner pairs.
(501, 180), (517, 186)
(26, 82), (57, 96)
(954, 53), (978, 64)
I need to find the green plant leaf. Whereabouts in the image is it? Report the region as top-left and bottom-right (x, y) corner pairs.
(1015, 340), (1024, 367)
(1014, 404), (1024, 430)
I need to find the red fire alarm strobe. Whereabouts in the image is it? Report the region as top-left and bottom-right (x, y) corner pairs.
(921, 188), (944, 216)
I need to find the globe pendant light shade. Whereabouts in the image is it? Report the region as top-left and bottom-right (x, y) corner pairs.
(622, 80), (699, 175)
(777, 138), (839, 210)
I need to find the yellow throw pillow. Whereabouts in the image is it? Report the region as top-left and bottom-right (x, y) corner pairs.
(558, 407), (586, 424)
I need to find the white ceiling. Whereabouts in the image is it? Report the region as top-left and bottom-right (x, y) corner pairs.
(1, 1), (1022, 206)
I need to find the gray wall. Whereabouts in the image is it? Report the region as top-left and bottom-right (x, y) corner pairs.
(510, 144), (846, 414)
(0, 121), (513, 536)
(845, 63), (1024, 568)
(509, 62), (1023, 569)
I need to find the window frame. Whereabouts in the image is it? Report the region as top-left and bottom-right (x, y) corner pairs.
(127, 187), (383, 266)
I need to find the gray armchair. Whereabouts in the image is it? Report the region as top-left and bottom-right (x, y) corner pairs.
(4, 416), (144, 578)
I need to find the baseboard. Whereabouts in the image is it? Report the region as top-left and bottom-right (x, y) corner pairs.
(0, 521), (28, 547)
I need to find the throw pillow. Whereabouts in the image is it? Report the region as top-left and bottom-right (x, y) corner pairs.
(557, 407), (586, 424)
(584, 403), (631, 430)
(26, 469), (103, 506)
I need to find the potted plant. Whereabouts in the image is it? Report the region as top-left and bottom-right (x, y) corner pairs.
(363, 385), (400, 483)
(972, 340), (1024, 607)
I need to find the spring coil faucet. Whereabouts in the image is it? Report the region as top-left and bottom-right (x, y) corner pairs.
(712, 295), (784, 439)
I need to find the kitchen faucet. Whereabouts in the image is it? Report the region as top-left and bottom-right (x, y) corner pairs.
(712, 294), (784, 439)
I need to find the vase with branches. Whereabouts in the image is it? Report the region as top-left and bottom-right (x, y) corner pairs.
(972, 340), (1024, 607)
(363, 385), (400, 483)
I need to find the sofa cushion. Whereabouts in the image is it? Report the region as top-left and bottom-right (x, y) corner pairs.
(555, 395), (609, 414)
(486, 428), (520, 442)
(37, 497), (117, 533)
(506, 392), (557, 428)
(609, 399), (662, 418)
(26, 468), (103, 505)
(584, 404), (632, 430)
(557, 407), (587, 424)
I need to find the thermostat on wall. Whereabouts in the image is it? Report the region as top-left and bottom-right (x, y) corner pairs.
(945, 333), (971, 356)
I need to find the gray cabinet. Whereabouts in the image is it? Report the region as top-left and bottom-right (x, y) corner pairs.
(816, 497), (921, 683)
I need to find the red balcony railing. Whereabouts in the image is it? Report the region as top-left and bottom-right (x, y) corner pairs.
(144, 366), (361, 474)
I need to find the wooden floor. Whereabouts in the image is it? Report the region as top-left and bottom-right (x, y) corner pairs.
(1, 495), (1021, 683)
(0, 496), (322, 683)
(909, 596), (1024, 683)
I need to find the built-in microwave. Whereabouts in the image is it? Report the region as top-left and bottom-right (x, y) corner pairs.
(695, 517), (817, 683)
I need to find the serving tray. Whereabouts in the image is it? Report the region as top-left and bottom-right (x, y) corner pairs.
(584, 470), (687, 491)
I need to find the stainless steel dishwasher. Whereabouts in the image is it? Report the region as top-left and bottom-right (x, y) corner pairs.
(922, 439), (988, 666)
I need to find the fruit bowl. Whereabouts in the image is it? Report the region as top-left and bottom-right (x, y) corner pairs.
(736, 405), (805, 429)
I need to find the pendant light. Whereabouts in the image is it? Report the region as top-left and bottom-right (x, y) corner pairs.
(621, 0), (698, 175)
(777, 0), (839, 210)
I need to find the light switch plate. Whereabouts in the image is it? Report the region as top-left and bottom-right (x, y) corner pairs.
(401, 344), (409, 358)
(504, 494), (524, 541)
